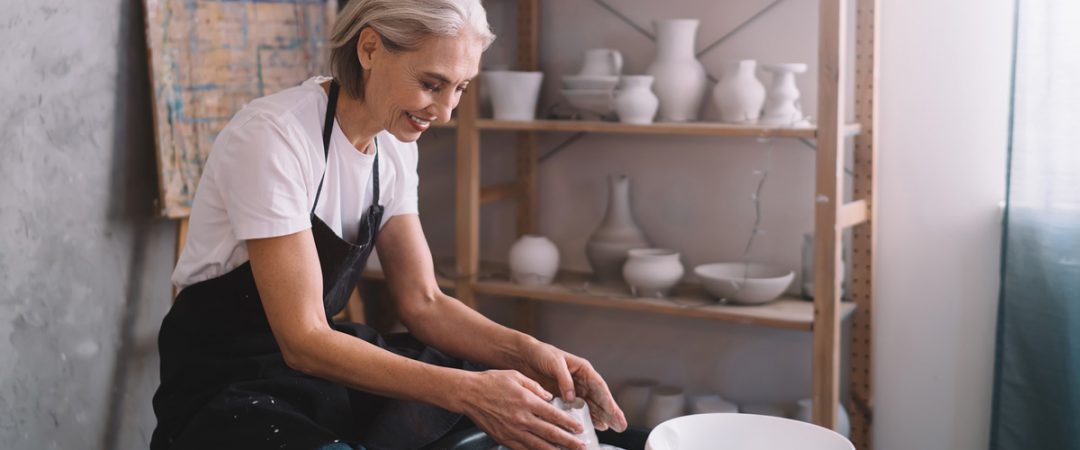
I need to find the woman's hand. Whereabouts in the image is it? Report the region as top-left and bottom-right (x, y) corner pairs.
(516, 341), (628, 433)
(458, 370), (587, 450)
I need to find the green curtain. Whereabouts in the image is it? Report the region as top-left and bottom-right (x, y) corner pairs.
(990, 1), (1080, 449)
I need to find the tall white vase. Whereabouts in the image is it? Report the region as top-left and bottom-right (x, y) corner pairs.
(712, 59), (766, 124)
(586, 175), (650, 283)
(645, 19), (707, 122)
(760, 63), (809, 125)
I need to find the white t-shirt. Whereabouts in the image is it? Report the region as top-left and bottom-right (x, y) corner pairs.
(171, 76), (419, 290)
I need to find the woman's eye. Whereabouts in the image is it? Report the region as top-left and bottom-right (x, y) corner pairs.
(456, 85), (468, 93)
(422, 81), (441, 92)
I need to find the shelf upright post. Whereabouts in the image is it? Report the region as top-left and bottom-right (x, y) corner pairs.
(513, 0), (541, 335)
(813, 0), (847, 433)
(455, 82), (481, 309)
(848, 0), (880, 447)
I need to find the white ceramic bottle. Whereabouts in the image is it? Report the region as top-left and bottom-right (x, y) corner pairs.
(622, 249), (684, 297)
(586, 175), (651, 283)
(645, 19), (707, 122)
(712, 59), (766, 124)
(614, 75), (659, 124)
(508, 235), (559, 286)
(760, 63), (809, 125)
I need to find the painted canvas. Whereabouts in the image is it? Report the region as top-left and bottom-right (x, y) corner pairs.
(143, 0), (337, 218)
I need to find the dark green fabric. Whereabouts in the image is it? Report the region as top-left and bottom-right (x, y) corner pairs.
(990, 1), (1080, 449)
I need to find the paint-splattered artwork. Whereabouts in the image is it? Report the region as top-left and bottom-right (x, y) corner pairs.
(144, 0), (337, 218)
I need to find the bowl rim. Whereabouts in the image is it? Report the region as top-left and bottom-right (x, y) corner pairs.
(693, 262), (794, 281)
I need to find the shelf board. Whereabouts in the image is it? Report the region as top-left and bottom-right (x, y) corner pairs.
(471, 263), (854, 331)
(433, 119), (861, 139)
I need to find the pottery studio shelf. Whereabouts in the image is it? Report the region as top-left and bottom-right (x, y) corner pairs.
(363, 261), (856, 332)
(434, 119), (862, 139)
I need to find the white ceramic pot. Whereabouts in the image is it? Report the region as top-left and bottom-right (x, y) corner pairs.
(552, 397), (603, 450)
(482, 70), (544, 121)
(508, 235), (559, 287)
(712, 59), (767, 124)
(586, 175), (650, 283)
(760, 63), (809, 125)
(644, 386), (686, 428)
(579, 48), (623, 76)
(616, 379), (659, 428)
(792, 398), (851, 438)
(614, 75), (659, 124)
(645, 19), (707, 122)
(645, 414), (854, 450)
(623, 249), (684, 298)
(694, 262), (794, 304)
(689, 394), (739, 414)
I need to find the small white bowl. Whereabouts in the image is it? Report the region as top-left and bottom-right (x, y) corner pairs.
(694, 262), (794, 305)
(561, 88), (614, 116)
(562, 74), (620, 90)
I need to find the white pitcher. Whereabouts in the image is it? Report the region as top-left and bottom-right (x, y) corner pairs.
(579, 48), (623, 76)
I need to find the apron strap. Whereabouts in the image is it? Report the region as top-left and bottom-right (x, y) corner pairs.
(311, 80), (382, 216)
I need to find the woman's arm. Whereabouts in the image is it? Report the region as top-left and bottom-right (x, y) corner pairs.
(248, 229), (587, 450)
(376, 214), (628, 433)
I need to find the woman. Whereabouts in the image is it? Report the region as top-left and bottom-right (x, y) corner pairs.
(151, 1), (627, 449)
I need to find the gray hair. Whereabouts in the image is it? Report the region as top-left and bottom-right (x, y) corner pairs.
(329, 0), (496, 100)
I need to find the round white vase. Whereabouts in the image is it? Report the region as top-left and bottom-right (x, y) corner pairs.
(616, 379), (659, 428)
(760, 63), (809, 125)
(645, 19), (707, 122)
(614, 75), (659, 124)
(712, 59), (766, 124)
(508, 235), (559, 287)
(792, 398), (851, 438)
(644, 386), (686, 428)
(622, 248), (684, 298)
(586, 175), (650, 283)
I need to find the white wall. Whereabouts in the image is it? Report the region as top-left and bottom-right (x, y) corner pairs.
(416, 0), (1012, 449)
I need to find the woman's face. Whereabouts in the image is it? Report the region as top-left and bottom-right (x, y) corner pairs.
(358, 29), (484, 142)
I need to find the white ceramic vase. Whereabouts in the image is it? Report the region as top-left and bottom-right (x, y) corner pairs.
(614, 75), (659, 124)
(482, 70), (544, 120)
(616, 379), (659, 428)
(645, 19), (707, 122)
(508, 235), (559, 287)
(552, 397), (602, 450)
(644, 386), (686, 428)
(689, 394), (739, 414)
(760, 63), (809, 125)
(586, 175), (650, 283)
(623, 249), (684, 298)
(712, 60), (766, 124)
(792, 398), (851, 438)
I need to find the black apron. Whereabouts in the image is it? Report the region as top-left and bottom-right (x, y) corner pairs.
(152, 81), (472, 450)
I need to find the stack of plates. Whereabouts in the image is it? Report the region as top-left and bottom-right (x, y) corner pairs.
(561, 74), (619, 117)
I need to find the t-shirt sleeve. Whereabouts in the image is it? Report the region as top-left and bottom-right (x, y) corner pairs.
(211, 114), (313, 240)
(384, 140), (420, 219)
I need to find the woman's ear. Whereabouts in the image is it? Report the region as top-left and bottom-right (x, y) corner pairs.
(356, 27), (381, 71)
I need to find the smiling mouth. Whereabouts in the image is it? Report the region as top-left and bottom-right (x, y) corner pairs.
(406, 112), (433, 130)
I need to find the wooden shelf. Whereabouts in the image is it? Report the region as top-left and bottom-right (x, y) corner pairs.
(434, 118), (861, 138)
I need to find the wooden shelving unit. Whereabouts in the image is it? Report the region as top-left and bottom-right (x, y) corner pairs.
(425, 0), (877, 447)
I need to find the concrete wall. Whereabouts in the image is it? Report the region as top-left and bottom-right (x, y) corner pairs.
(0, 0), (1010, 449)
(0, 1), (176, 449)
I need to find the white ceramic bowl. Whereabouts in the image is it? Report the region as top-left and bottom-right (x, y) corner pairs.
(561, 89), (615, 116)
(694, 262), (794, 305)
(645, 413), (853, 450)
(562, 74), (620, 90)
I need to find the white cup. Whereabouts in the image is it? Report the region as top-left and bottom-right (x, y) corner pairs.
(615, 379), (659, 428)
(689, 393), (739, 414)
(644, 386), (686, 428)
(482, 71), (544, 120)
(552, 397), (602, 450)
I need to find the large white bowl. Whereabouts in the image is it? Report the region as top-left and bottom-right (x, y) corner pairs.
(562, 74), (620, 90)
(646, 413), (853, 450)
(694, 262), (794, 304)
